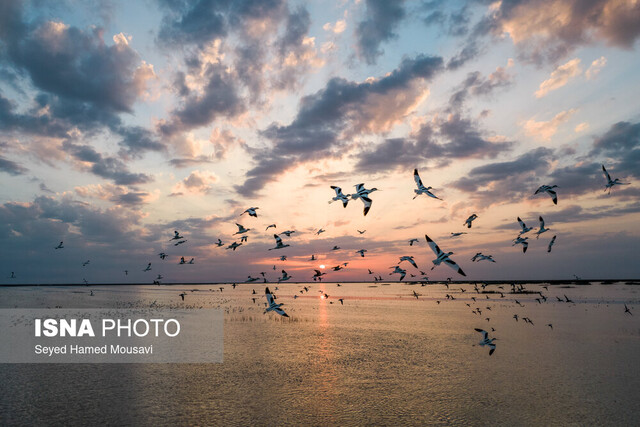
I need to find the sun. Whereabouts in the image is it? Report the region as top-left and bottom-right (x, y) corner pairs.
(319, 264), (325, 269)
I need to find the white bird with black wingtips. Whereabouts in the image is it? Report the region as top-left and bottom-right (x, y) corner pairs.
(234, 223), (250, 235)
(329, 186), (350, 207)
(534, 184), (558, 205)
(517, 217), (533, 235)
(413, 169), (441, 200)
(602, 164), (630, 194)
(513, 236), (529, 253)
(474, 328), (497, 355)
(535, 216), (550, 239)
(547, 235), (557, 253)
(464, 214), (478, 229)
(268, 234), (290, 250)
(351, 183), (378, 216)
(425, 234), (466, 276)
(242, 207), (259, 217)
(264, 287), (289, 317)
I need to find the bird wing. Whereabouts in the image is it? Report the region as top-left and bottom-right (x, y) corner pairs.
(274, 234), (283, 245)
(548, 189), (557, 205)
(539, 216), (545, 228)
(444, 258), (466, 276)
(354, 183), (364, 192)
(602, 165), (611, 181)
(425, 234), (444, 257)
(409, 258), (418, 269)
(273, 306), (289, 317)
(517, 217), (526, 231)
(331, 186), (342, 196)
(474, 328), (488, 339)
(413, 169), (424, 188)
(361, 196), (372, 216)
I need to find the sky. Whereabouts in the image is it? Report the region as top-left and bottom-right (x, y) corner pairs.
(1, 0), (639, 284)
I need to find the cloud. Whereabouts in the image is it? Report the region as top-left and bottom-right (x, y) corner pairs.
(62, 141), (152, 186)
(74, 184), (155, 207)
(475, 0), (640, 64)
(158, 63), (245, 136)
(589, 120), (640, 180)
(171, 170), (219, 195)
(534, 58), (582, 98)
(523, 109), (577, 141)
(585, 56), (607, 80)
(449, 65), (514, 109)
(575, 122), (589, 133)
(235, 54), (444, 196)
(354, 0), (406, 65)
(449, 147), (554, 207)
(0, 155), (28, 175)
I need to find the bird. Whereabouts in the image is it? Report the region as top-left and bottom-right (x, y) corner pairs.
(389, 265), (407, 281)
(226, 241), (242, 251)
(10, 272), (16, 278)
(174, 240), (187, 246)
(547, 324), (553, 329)
(187, 258), (195, 264)
(450, 232), (467, 238)
(464, 214), (478, 228)
(564, 294), (573, 303)
(338, 298), (344, 305)
(332, 265), (344, 271)
(602, 164), (630, 194)
(412, 290), (420, 299)
(279, 255), (287, 261)
(309, 254), (316, 261)
(170, 231), (183, 241)
(517, 217), (533, 235)
(351, 183), (378, 216)
(413, 169), (441, 200)
(179, 292), (186, 301)
(425, 234), (466, 276)
(179, 257), (186, 264)
(265, 224), (276, 231)
(624, 304), (632, 315)
(476, 254), (496, 263)
(329, 186), (350, 207)
(535, 216), (550, 239)
(278, 270), (292, 282)
(331, 246), (340, 251)
(399, 256), (418, 269)
(313, 270), (326, 280)
(281, 230), (296, 237)
(512, 236), (529, 253)
(158, 252), (167, 259)
(242, 207), (259, 217)
(474, 329), (497, 355)
(143, 263), (152, 272)
(357, 230), (366, 234)
(408, 238), (419, 246)
(55, 241), (64, 249)
(215, 239), (224, 247)
(547, 235), (557, 253)
(356, 249), (367, 257)
(268, 234), (290, 250)
(534, 185), (558, 205)
(82, 260), (90, 267)
(234, 223), (250, 235)
(264, 287), (289, 317)
(316, 228), (326, 235)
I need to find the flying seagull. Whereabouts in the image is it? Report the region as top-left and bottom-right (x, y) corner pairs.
(517, 217), (533, 235)
(464, 214), (478, 228)
(357, 229), (366, 234)
(409, 238), (419, 246)
(602, 164), (630, 194)
(425, 234), (466, 276)
(547, 235), (557, 253)
(399, 256), (418, 269)
(265, 224), (276, 231)
(413, 169), (441, 200)
(278, 270), (292, 282)
(351, 183), (378, 216)
(329, 186), (350, 207)
(474, 328), (497, 355)
(215, 238), (224, 247)
(268, 234), (290, 250)
(234, 223), (250, 235)
(158, 252), (167, 259)
(513, 236), (529, 253)
(170, 230), (183, 241)
(264, 287), (289, 317)
(242, 207), (259, 217)
(143, 263), (152, 272)
(450, 232), (467, 238)
(535, 216), (550, 239)
(389, 265), (407, 281)
(356, 249), (367, 257)
(55, 241), (64, 249)
(226, 241), (242, 251)
(534, 185), (558, 205)
(624, 304), (632, 315)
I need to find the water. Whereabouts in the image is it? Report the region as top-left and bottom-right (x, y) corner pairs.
(1, 282), (639, 425)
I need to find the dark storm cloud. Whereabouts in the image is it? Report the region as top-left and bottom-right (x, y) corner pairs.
(117, 126), (165, 157)
(437, 113), (512, 158)
(159, 63), (245, 136)
(0, 155), (28, 175)
(589, 121), (640, 180)
(355, 0), (406, 65)
(473, 0), (640, 64)
(235, 54), (444, 196)
(63, 141), (152, 186)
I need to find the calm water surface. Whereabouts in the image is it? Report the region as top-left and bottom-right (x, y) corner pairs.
(1, 282), (639, 425)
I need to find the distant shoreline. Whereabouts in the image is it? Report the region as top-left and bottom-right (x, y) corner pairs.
(1, 279), (639, 287)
